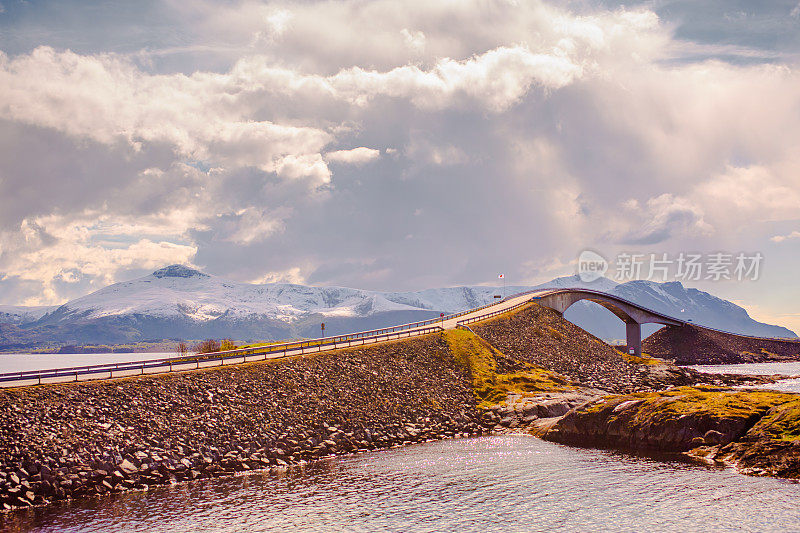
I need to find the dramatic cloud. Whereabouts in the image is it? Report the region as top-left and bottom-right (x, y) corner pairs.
(0, 0), (799, 333)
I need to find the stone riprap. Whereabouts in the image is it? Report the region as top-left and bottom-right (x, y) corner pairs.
(2, 303), (796, 513)
(0, 335), (490, 511)
(643, 323), (800, 365)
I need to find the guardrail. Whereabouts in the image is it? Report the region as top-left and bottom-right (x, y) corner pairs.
(15, 284), (788, 387)
(0, 292), (548, 388)
(0, 325), (446, 387)
(456, 298), (533, 326)
(664, 322), (800, 343)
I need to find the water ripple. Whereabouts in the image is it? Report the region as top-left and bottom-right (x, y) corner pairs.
(3, 436), (799, 533)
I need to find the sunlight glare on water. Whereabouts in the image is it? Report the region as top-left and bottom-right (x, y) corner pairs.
(4, 436), (800, 533)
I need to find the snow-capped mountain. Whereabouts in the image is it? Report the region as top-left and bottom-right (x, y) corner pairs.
(41, 264), (522, 324)
(0, 265), (794, 349)
(0, 305), (58, 325)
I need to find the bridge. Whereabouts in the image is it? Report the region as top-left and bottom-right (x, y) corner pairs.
(528, 288), (686, 356)
(0, 287), (686, 387)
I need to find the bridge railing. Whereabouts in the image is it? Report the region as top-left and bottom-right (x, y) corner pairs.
(456, 298), (534, 326)
(0, 291), (544, 388)
(0, 325), (446, 386)
(0, 298), (513, 386)
(662, 322), (800, 343)
(0, 290), (544, 387)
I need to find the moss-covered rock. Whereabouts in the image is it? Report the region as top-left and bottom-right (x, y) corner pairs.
(545, 386), (800, 478)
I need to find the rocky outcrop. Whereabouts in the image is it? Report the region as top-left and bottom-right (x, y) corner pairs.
(542, 386), (800, 478)
(643, 324), (800, 365)
(485, 390), (605, 429)
(0, 334), (492, 511)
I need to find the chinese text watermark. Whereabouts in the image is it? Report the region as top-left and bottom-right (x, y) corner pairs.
(578, 251), (763, 283)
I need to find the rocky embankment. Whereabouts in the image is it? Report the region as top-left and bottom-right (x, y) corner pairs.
(644, 323), (800, 365)
(447, 306), (800, 478)
(0, 335), (491, 511)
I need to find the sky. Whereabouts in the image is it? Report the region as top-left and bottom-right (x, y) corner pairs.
(0, 0), (799, 331)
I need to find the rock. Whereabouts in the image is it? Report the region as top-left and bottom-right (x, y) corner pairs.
(0, 333), (491, 511)
(118, 459), (138, 475)
(499, 417), (519, 428)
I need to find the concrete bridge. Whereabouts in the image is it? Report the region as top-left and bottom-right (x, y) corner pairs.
(529, 288), (686, 356)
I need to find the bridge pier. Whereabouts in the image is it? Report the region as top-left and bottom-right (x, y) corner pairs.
(625, 322), (642, 356)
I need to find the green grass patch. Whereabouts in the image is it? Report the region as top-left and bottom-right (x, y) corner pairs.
(442, 329), (572, 408)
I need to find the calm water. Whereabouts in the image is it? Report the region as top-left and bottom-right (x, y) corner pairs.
(0, 353), (186, 374)
(3, 436), (799, 533)
(690, 361), (800, 393)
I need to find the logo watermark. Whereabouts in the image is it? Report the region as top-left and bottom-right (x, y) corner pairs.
(577, 251), (763, 282)
(577, 250), (608, 282)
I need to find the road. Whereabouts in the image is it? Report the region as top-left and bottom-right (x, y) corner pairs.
(0, 290), (548, 388)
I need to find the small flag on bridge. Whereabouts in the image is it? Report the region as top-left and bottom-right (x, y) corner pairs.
(498, 274), (504, 279)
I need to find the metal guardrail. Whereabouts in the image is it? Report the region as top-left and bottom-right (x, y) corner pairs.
(664, 322), (800, 343)
(0, 325), (446, 386)
(456, 299), (533, 326)
(523, 287), (686, 325)
(0, 291), (544, 387)
(8, 284), (790, 387)
(0, 292), (548, 388)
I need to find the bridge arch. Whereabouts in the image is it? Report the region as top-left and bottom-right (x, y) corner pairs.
(530, 289), (684, 356)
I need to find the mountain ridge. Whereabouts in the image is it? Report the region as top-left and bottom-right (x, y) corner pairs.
(0, 265), (794, 349)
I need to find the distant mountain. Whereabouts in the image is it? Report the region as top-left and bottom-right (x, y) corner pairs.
(0, 305), (58, 325)
(0, 265), (794, 350)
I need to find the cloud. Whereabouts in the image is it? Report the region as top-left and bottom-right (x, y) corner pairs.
(257, 266), (307, 284)
(0, 215), (197, 305)
(617, 194), (712, 245)
(325, 147), (381, 165)
(771, 231), (800, 243)
(1, 0), (800, 312)
(0, 47), (333, 175)
(694, 165), (800, 224)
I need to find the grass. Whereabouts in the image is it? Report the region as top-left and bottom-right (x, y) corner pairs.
(586, 386), (800, 433)
(442, 329), (573, 408)
(620, 350), (665, 366)
(745, 398), (800, 442)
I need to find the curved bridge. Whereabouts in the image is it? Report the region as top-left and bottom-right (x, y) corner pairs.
(528, 288), (686, 356)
